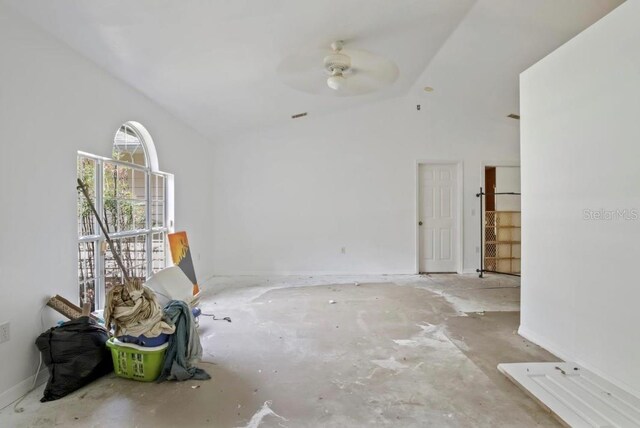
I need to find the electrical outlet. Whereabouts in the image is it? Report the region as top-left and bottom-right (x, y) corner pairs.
(476, 246), (480, 254)
(0, 322), (10, 344)
(341, 247), (346, 254)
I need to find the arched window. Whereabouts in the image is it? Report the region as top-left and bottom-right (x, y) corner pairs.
(77, 122), (173, 311)
(113, 124), (148, 166)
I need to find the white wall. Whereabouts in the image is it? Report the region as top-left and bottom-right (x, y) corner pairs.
(495, 166), (521, 211)
(520, 0), (640, 396)
(0, 6), (214, 407)
(210, 95), (520, 274)
(208, 0), (618, 277)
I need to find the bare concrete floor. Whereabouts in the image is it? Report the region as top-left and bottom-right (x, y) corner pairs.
(0, 274), (561, 427)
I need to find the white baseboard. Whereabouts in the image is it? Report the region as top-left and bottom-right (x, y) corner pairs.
(517, 325), (573, 362)
(0, 368), (48, 411)
(208, 270), (417, 277)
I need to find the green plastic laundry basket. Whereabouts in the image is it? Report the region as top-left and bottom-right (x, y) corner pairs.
(106, 337), (168, 382)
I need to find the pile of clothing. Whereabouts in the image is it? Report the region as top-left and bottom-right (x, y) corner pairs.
(104, 279), (174, 338)
(159, 301), (210, 381)
(104, 278), (209, 381)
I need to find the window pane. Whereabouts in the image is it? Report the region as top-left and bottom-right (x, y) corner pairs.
(151, 174), (165, 202)
(104, 242), (123, 294)
(151, 174), (165, 228)
(103, 196), (116, 233)
(132, 168), (146, 200)
(151, 201), (164, 228)
(103, 162), (148, 233)
(116, 165), (132, 199)
(105, 164), (126, 212)
(116, 165), (146, 201)
(104, 234), (147, 293)
(117, 200), (134, 232)
(79, 279), (96, 312)
(77, 157), (97, 237)
(133, 201), (146, 230)
(78, 240), (97, 311)
(103, 162), (118, 234)
(78, 241), (96, 282)
(131, 234), (147, 280)
(152, 232), (166, 273)
(113, 125), (147, 167)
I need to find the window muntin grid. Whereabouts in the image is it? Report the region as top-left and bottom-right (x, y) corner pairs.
(77, 124), (170, 311)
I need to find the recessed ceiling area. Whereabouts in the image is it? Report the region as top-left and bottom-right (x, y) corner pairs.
(5, 0), (477, 137)
(5, 0), (624, 139)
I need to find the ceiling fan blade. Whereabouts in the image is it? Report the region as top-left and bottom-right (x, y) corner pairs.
(280, 69), (329, 95)
(278, 45), (398, 96)
(341, 74), (386, 96)
(347, 48), (399, 84)
(285, 80), (330, 95)
(277, 48), (331, 75)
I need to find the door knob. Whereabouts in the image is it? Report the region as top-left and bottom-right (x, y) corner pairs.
(419, 221), (423, 226)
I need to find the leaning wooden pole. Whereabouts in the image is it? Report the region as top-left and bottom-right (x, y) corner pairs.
(77, 178), (130, 282)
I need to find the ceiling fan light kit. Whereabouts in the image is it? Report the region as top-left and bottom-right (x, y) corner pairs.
(277, 39), (399, 96)
(324, 41), (351, 90)
(327, 70), (346, 90)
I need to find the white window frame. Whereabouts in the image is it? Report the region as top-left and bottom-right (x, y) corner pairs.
(77, 122), (174, 310)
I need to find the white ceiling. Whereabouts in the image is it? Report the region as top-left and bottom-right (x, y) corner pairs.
(6, 0), (623, 139)
(408, 0), (624, 125)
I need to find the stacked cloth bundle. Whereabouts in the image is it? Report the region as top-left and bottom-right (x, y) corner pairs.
(104, 279), (175, 338)
(158, 300), (210, 382)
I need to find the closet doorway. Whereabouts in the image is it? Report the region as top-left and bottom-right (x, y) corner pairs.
(483, 166), (521, 275)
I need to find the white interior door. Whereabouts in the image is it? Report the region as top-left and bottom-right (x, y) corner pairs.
(419, 164), (458, 273)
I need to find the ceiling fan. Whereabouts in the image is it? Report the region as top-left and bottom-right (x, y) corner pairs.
(324, 41), (352, 90)
(278, 40), (399, 96)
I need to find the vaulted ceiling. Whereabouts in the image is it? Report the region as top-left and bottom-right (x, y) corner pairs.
(6, 0), (623, 139)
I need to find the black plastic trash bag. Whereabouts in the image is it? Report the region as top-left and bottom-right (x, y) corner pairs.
(35, 317), (113, 402)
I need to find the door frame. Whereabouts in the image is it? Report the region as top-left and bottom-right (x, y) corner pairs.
(480, 160), (520, 192)
(480, 161), (521, 275)
(415, 160), (464, 274)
